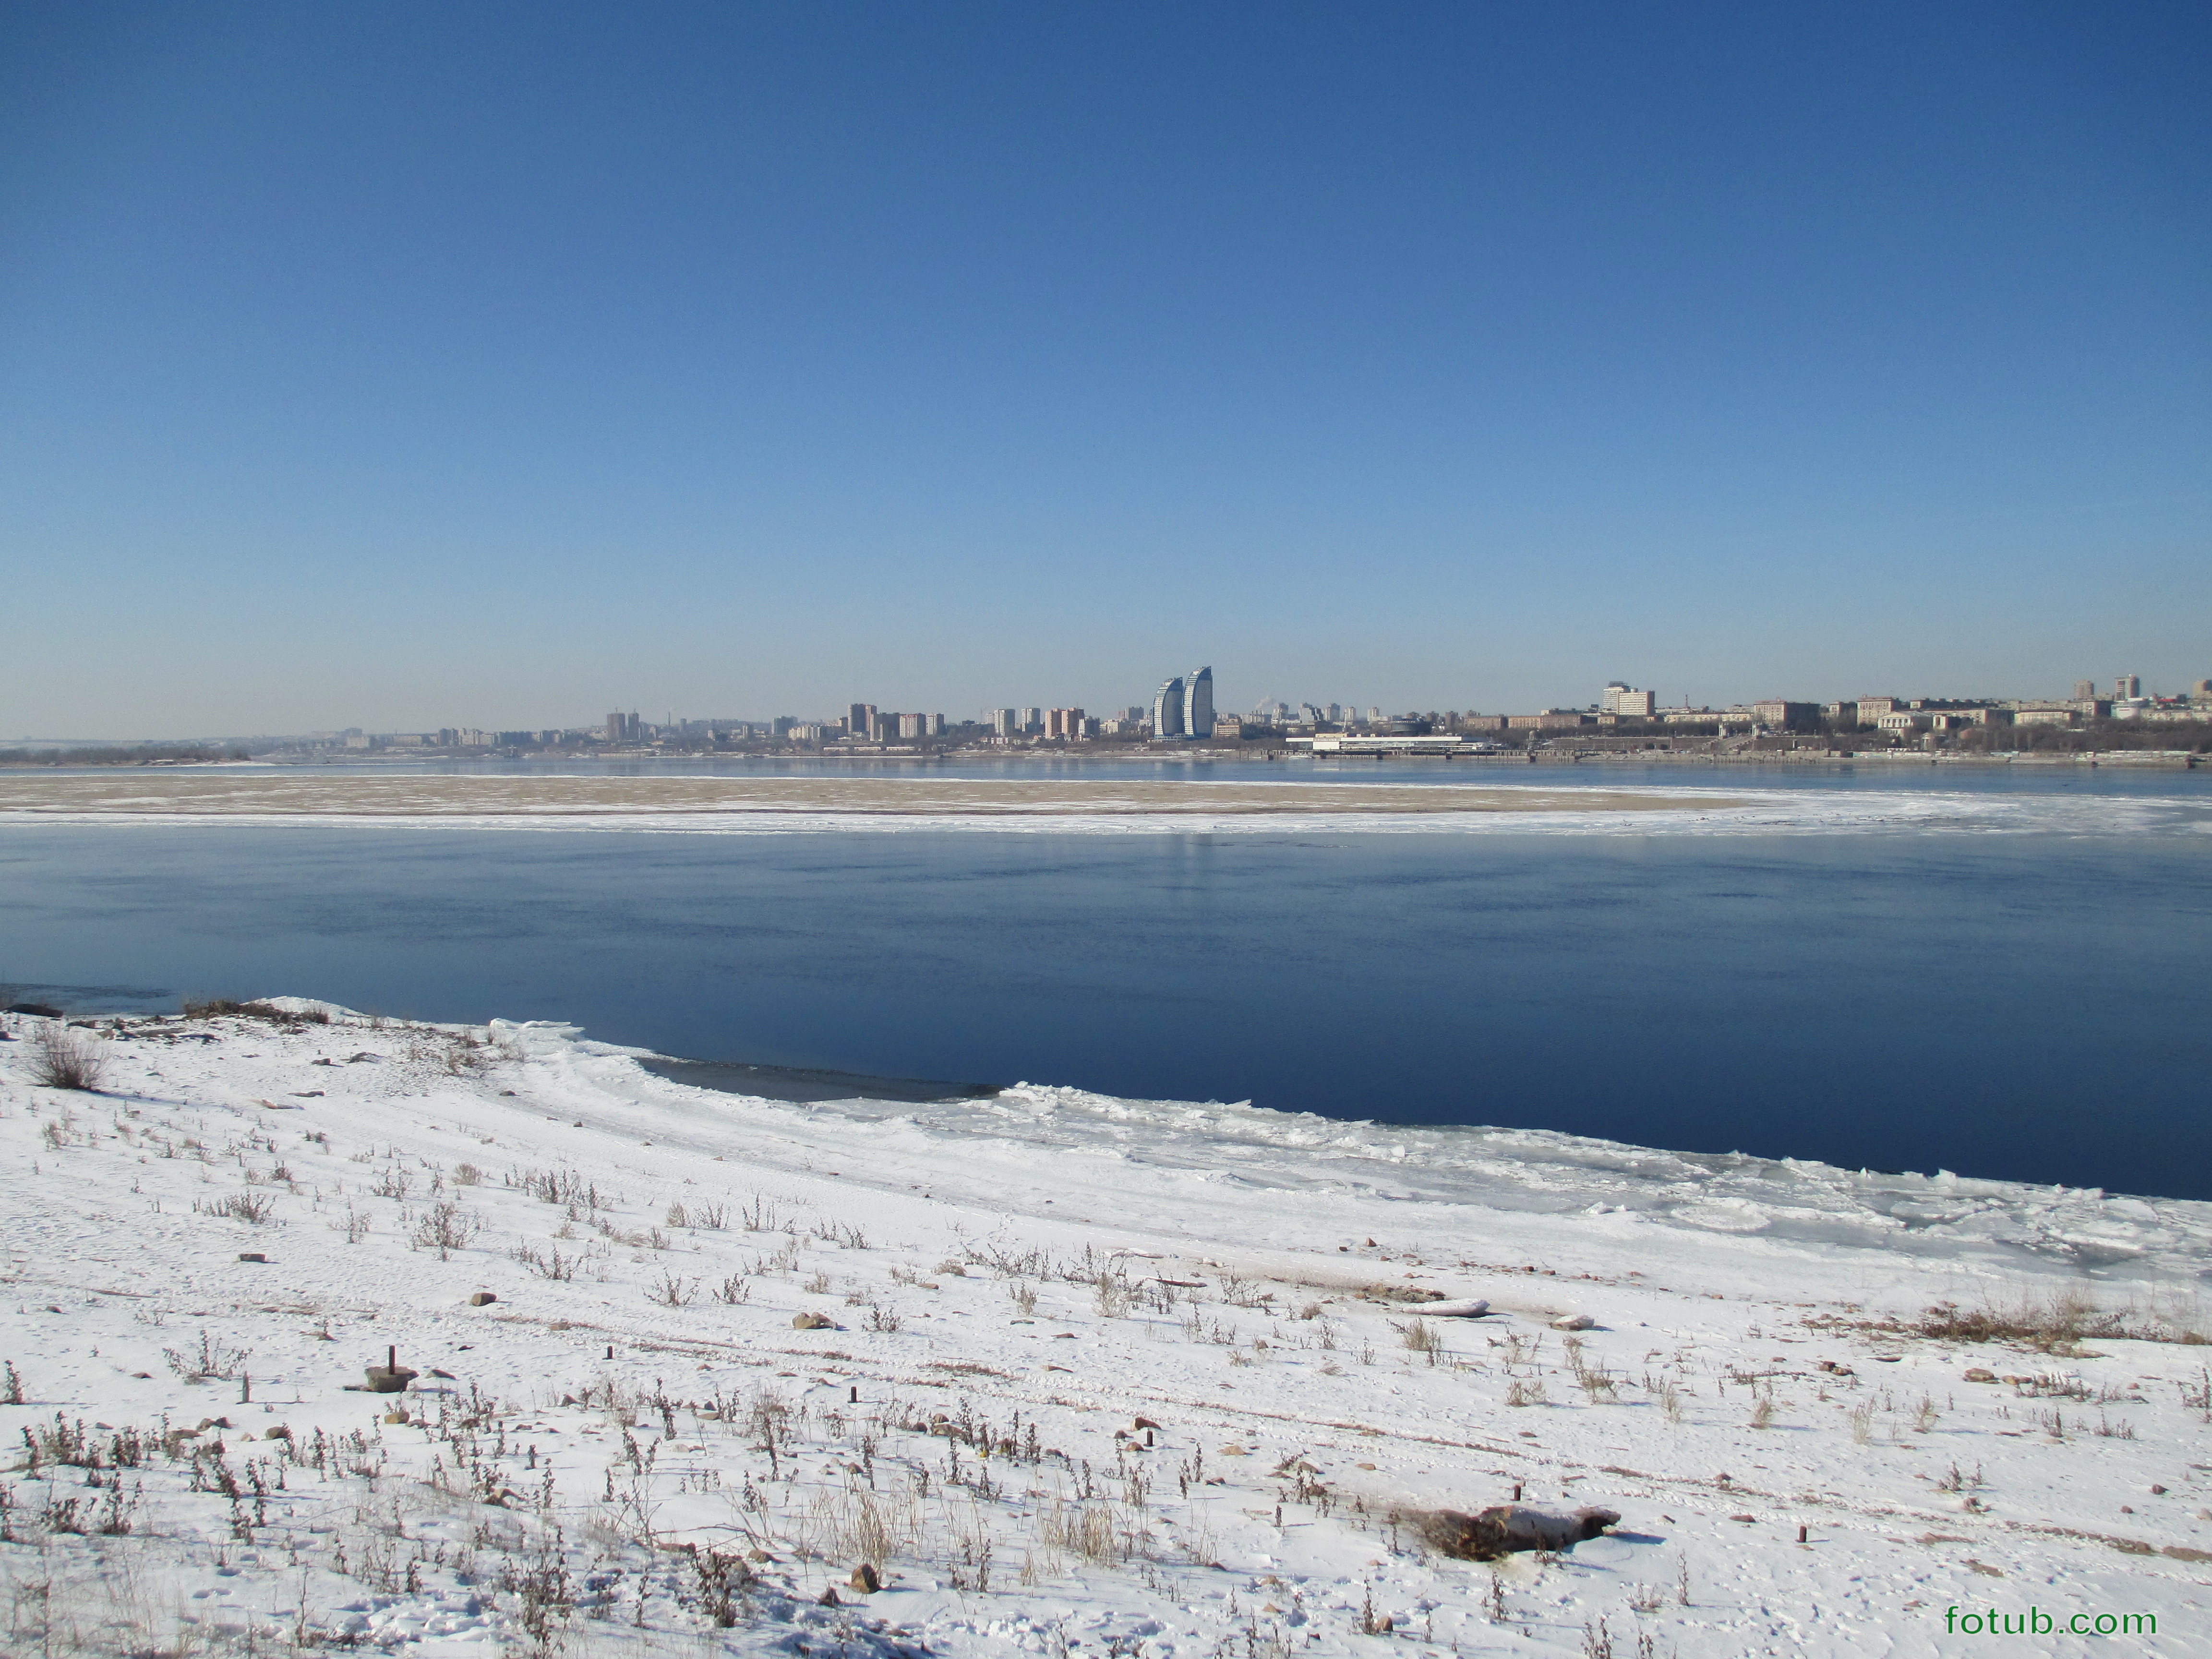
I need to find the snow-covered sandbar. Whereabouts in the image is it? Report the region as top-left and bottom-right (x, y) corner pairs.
(6, 1001), (2211, 1654)
(4, 770), (2208, 839)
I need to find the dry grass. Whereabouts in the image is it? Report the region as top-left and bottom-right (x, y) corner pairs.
(26, 1025), (105, 1092)
(1040, 1497), (1133, 1564)
(1813, 1286), (2211, 1353)
(1914, 1289), (2201, 1352)
(179, 997), (328, 1028)
(1395, 1317), (1443, 1362)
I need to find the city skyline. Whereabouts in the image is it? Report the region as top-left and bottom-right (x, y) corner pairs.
(16, 667), (2203, 750)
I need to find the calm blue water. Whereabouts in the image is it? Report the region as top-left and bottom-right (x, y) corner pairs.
(4, 759), (2209, 1198)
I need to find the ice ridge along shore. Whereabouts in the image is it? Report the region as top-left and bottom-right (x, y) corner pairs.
(4, 1001), (2211, 1656)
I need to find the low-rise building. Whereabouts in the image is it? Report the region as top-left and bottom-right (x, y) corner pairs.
(1752, 699), (1819, 731)
(1877, 710), (1979, 733)
(2113, 701), (2208, 723)
(1659, 708), (1755, 726)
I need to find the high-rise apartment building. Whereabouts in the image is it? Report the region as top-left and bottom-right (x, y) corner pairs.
(848, 703), (877, 738)
(2117, 674), (2142, 700)
(1045, 708), (1086, 739)
(2073, 680), (2097, 702)
(1183, 667), (1214, 738)
(988, 709), (1019, 738)
(1601, 683), (1656, 718)
(1152, 676), (1185, 738)
(1019, 707), (1043, 733)
(1148, 667), (1215, 739)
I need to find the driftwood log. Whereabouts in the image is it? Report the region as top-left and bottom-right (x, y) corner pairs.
(1403, 1503), (1621, 1561)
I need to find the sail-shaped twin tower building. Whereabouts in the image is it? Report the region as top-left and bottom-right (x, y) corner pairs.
(1150, 666), (1214, 740)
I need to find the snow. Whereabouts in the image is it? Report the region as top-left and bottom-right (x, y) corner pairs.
(4, 1004), (2210, 1656)
(3, 770), (2212, 840)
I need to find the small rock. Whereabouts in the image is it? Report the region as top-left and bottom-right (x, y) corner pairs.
(468, 1291), (497, 1306)
(383, 1410), (409, 1425)
(849, 1563), (882, 1593)
(1134, 1416), (1162, 1431)
(792, 1312), (834, 1330)
(747, 1548), (774, 1563)
(265, 1425), (291, 1440)
(1963, 1368), (1996, 1382)
(1551, 1314), (1596, 1332)
(2121, 1505), (2134, 1515)
(1219, 1445), (1249, 1456)
(238, 1252), (268, 1264)
(817, 1587), (842, 1607)
(2152, 1485), (2168, 1495)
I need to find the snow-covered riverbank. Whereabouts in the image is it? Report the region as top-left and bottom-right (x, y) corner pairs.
(4, 1003), (2209, 1655)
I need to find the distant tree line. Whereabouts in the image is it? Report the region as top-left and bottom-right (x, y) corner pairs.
(1959, 720), (2212, 755)
(0, 744), (252, 767)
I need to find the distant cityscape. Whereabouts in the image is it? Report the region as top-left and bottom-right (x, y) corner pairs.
(239, 666), (2212, 760)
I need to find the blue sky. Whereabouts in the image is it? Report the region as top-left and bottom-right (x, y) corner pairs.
(2, 2), (2206, 735)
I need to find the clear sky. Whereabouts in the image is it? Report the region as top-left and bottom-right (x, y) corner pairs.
(2, 2), (2206, 736)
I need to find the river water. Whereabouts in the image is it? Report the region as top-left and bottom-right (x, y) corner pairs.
(2, 757), (2207, 1198)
